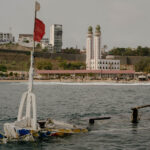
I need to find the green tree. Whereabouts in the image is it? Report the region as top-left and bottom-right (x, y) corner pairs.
(59, 61), (85, 70)
(36, 43), (41, 49)
(59, 60), (68, 70)
(14, 73), (18, 77)
(62, 47), (80, 54)
(9, 72), (13, 76)
(36, 59), (53, 70)
(135, 58), (150, 72)
(56, 56), (63, 62)
(109, 46), (150, 56)
(0, 65), (7, 72)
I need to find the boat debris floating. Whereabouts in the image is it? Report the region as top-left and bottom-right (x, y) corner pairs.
(89, 117), (111, 125)
(131, 105), (150, 123)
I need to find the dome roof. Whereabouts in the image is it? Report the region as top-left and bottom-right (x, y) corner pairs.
(88, 26), (93, 34)
(96, 25), (101, 33)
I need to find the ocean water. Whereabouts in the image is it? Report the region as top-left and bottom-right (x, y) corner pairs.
(0, 82), (150, 149)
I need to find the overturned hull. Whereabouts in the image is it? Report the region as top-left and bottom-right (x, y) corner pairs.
(2, 86), (87, 142)
(3, 118), (88, 142)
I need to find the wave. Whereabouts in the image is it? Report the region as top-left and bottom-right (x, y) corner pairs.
(91, 127), (150, 134)
(9, 81), (150, 86)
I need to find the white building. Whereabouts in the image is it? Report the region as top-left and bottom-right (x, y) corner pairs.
(86, 25), (120, 70)
(91, 59), (120, 70)
(18, 34), (34, 47)
(41, 38), (53, 52)
(18, 34), (43, 48)
(41, 38), (49, 49)
(0, 33), (15, 44)
(50, 24), (63, 53)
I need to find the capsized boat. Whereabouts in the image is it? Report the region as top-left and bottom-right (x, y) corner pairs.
(3, 1), (88, 142)
(4, 51), (87, 140)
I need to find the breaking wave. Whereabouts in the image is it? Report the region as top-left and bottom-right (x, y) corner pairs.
(9, 81), (150, 86)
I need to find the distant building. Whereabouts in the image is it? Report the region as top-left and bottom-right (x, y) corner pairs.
(41, 38), (49, 49)
(50, 24), (63, 53)
(18, 34), (42, 48)
(18, 34), (33, 47)
(86, 25), (120, 70)
(40, 38), (54, 52)
(0, 32), (15, 44)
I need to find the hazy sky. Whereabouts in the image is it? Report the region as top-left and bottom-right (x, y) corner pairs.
(1, 0), (150, 50)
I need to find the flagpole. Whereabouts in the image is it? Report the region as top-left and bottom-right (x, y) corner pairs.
(28, 3), (37, 92)
(28, 1), (43, 92)
(33, 7), (37, 53)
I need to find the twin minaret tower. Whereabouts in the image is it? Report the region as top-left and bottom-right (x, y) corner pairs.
(86, 25), (101, 70)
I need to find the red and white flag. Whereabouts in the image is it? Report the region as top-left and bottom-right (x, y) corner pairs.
(34, 18), (45, 42)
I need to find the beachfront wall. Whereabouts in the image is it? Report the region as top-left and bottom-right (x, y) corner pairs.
(36, 70), (135, 80)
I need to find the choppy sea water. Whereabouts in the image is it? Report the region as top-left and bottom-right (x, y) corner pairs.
(0, 82), (150, 150)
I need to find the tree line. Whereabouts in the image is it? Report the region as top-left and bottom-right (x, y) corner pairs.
(109, 46), (150, 56)
(135, 58), (150, 73)
(0, 59), (86, 73)
(35, 59), (85, 70)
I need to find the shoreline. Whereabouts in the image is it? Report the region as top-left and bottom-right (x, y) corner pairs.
(0, 79), (149, 84)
